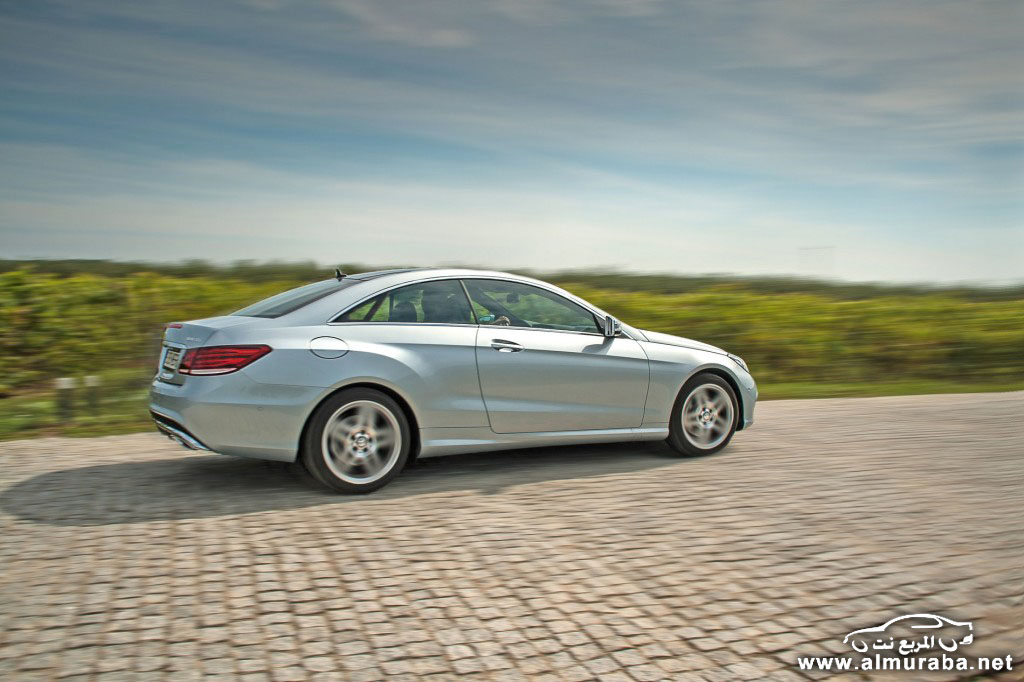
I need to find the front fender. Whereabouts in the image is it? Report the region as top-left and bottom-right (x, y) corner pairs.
(639, 342), (756, 428)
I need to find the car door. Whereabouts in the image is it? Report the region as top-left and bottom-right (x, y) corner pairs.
(463, 278), (650, 434)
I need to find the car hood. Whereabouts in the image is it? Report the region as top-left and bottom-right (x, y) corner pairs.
(638, 330), (727, 356)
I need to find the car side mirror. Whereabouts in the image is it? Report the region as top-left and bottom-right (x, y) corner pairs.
(602, 315), (621, 337)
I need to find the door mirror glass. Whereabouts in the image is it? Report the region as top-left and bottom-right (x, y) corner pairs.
(602, 315), (621, 337)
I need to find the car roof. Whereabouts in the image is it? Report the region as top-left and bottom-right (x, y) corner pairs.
(345, 267), (535, 283)
(344, 267), (431, 280)
(368, 267), (532, 281)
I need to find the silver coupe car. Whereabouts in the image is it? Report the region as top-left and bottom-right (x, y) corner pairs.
(151, 268), (756, 493)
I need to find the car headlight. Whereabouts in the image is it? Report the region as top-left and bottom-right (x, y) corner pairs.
(727, 353), (748, 372)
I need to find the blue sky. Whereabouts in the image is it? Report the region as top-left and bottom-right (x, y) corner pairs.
(1, 0), (1021, 282)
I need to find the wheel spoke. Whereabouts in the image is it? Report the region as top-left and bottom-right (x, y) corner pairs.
(335, 416), (359, 434)
(363, 450), (383, 473)
(328, 434), (346, 455)
(355, 405), (375, 428)
(332, 448), (353, 467)
(376, 430), (395, 452)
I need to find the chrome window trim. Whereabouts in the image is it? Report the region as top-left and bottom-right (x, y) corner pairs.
(478, 325), (608, 339)
(327, 320), (611, 339)
(326, 274), (635, 340)
(326, 321), (480, 329)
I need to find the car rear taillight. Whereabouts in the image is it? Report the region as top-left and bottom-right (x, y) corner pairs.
(178, 345), (272, 375)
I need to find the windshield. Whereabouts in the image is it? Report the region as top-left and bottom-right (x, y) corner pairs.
(232, 279), (355, 318)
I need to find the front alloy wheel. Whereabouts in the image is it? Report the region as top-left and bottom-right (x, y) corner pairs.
(667, 373), (738, 456)
(302, 388), (411, 493)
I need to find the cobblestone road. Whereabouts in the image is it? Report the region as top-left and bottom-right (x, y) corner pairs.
(1, 392), (1022, 681)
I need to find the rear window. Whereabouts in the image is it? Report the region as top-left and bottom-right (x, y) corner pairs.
(232, 280), (355, 318)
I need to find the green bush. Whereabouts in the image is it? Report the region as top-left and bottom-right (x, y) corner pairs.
(567, 284), (1024, 385)
(0, 270), (297, 394)
(0, 269), (1021, 395)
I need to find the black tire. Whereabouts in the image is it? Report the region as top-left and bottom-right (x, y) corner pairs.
(666, 373), (739, 457)
(301, 388), (411, 494)
(288, 458), (327, 491)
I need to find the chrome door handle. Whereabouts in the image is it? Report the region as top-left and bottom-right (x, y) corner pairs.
(490, 339), (523, 352)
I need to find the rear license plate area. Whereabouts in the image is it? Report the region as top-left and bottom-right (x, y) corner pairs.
(162, 347), (183, 371)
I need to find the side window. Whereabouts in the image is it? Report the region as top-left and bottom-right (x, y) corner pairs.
(462, 279), (600, 333)
(336, 280), (474, 324)
(338, 295), (391, 322)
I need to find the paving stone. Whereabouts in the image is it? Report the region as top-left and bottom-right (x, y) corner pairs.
(0, 393), (1021, 681)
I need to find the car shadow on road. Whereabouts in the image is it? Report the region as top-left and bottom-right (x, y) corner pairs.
(1, 441), (684, 526)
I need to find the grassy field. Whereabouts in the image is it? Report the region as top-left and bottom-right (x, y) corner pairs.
(1, 260), (1021, 440)
(0, 369), (153, 440)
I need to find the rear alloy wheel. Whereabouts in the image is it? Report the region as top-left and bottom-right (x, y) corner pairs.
(667, 373), (738, 457)
(302, 388), (411, 493)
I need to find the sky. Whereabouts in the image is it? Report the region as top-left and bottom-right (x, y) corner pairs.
(1, 0), (1022, 283)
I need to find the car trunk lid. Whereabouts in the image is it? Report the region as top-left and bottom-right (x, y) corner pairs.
(157, 316), (257, 385)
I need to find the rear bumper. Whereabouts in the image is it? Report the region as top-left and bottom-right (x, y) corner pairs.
(151, 411), (213, 451)
(149, 372), (324, 462)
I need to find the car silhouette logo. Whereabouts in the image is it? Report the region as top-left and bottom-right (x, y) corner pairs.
(843, 614), (973, 654)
